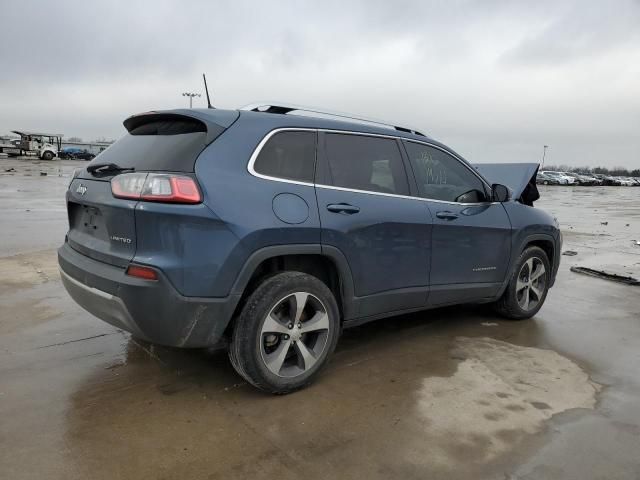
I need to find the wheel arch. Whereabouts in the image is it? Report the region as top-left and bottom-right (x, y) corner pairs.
(524, 236), (555, 265)
(228, 245), (356, 328)
(497, 233), (557, 298)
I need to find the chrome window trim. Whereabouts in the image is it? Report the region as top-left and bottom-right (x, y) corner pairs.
(247, 128), (317, 187)
(246, 127), (498, 206)
(314, 184), (497, 206)
(313, 184), (498, 206)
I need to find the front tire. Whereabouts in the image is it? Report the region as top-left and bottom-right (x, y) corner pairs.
(494, 246), (550, 320)
(229, 272), (340, 394)
(41, 151), (54, 160)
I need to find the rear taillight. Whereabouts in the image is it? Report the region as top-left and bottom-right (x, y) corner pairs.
(111, 172), (147, 198)
(111, 173), (201, 204)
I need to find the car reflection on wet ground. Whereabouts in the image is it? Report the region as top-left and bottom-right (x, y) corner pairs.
(1, 157), (639, 480)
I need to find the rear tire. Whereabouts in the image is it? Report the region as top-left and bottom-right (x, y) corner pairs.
(229, 272), (340, 394)
(493, 246), (550, 320)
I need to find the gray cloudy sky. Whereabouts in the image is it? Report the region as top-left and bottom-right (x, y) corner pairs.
(1, 0), (639, 167)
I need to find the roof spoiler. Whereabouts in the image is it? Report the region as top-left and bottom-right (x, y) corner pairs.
(123, 110), (239, 144)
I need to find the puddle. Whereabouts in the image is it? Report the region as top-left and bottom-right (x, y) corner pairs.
(0, 250), (59, 293)
(0, 298), (62, 335)
(413, 337), (600, 465)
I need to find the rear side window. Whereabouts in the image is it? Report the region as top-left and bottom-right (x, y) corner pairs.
(405, 142), (488, 203)
(253, 131), (316, 183)
(324, 133), (409, 195)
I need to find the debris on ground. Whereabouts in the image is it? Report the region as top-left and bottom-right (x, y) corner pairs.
(600, 222), (608, 225)
(480, 322), (499, 327)
(562, 251), (578, 256)
(40, 172), (47, 176)
(635, 240), (640, 246)
(4, 167), (16, 172)
(570, 266), (640, 286)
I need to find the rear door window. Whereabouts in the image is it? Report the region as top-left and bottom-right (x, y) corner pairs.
(405, 142), (488, 203)
(253, 131), (317, 183)
(323, 133), (409, 195)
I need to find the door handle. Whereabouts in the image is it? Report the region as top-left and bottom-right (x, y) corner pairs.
(435, 211), (459, 220)
(327, 203), (360, 214)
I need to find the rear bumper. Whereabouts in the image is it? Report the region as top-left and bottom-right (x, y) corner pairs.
(58, 243), (240, 348)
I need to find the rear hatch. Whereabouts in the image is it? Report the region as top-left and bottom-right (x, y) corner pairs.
(66, 109), (239, 267)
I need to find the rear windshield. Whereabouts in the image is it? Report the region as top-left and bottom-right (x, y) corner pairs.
(89, 114), (225, 172)
(94, 133), (207, 172)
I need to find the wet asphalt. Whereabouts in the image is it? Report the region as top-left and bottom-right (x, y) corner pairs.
(1, 156), (639, 479)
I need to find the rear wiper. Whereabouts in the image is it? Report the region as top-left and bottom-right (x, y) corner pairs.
(87, 163), (135, 175)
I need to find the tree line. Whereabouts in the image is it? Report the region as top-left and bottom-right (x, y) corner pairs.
(544, 165), (640, 177)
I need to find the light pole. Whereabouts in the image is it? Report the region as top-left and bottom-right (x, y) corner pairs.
(182, 92), (201, 108)
(541, 145), (549, 167)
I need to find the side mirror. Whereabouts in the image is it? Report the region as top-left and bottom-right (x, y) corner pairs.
(491, 183), (510, 202)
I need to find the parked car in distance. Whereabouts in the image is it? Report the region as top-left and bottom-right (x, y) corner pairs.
(536, 172), (561, 185)
(592, 173), (612, 185)
(75, 151), (96, 161)
(557, 171), (578, 185)
(618, 177), (637, 186)
(599, 175), (622, 186)
(565, 172), (599, 186)
(58, 104), (562, 394)
(586, 175), (602, 185)
(59, 147), (96, 161)
(539, 170), (574, 185)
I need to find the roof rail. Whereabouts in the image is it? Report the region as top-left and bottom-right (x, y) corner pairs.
(240, 102), (427, 137)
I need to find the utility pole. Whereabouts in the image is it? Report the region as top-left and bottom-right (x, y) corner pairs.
(541, 145), (549, 167)
(182, 92), (201, 108)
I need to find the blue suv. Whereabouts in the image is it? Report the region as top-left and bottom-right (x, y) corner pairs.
(58, 103), (561, 393)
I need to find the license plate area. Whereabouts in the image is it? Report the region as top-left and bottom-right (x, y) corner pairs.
(71, 203), (107, 239)
(81, 206), (102, 231)
(66, 180), (137, 267)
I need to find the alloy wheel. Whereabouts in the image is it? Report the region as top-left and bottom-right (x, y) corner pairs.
(260, 292), (330, 378)
(516, 257), (547, 311)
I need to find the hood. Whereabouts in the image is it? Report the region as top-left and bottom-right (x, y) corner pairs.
(474, 163), (540, 206)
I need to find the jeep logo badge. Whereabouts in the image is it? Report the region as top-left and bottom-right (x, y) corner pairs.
(76, 184), (87, 195)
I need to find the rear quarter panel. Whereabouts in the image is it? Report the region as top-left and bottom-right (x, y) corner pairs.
(192, 115), (321, 297)
(133, 202), (238, 297)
